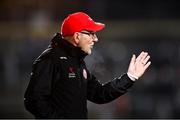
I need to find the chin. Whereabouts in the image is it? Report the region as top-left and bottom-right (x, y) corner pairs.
(87, 50), (92, 55)
(87, 52), (91, 55)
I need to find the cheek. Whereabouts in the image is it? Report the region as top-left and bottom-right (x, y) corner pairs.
(82, 40), (91, 46)
(78, 41), (88, 48)
(78, 37), (92, 48)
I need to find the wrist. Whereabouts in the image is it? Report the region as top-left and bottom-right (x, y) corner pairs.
(127, 73), (138, 81)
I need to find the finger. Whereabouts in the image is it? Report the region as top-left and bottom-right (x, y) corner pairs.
(131, 54), (136, 63)
(140, 52), (148, 61)
(136, 51), (144, 62)
(143, 55), (150, 64)
(144, 61), (151, 70)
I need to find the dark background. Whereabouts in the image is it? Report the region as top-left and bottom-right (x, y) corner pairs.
(1, 0), (180, 118)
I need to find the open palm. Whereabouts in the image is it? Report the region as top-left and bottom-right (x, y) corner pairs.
(127, 51), (151, 80)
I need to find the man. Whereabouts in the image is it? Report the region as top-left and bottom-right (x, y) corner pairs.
(24, 12), (151, 118)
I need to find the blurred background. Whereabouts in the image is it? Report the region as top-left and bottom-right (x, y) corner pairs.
(1, 0), (180, 118)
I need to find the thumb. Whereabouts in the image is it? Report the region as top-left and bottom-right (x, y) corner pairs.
(130, 54), (136, 65)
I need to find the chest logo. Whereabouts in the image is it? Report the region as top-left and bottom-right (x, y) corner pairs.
(68, 67), (76, 78)
(83, 69), (87, 80)
(60, 56), (67, 60)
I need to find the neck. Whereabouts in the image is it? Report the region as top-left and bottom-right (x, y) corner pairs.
(64, 36), (78, 47)
(51, 33), (88, 59)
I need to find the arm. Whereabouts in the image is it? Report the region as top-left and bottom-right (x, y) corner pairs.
(87, 73), (134, 104)
(24, 58), (57, 118)
(87, 51), (151, 104)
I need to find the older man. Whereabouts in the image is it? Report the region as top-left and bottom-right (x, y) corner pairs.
(24, 12), (151, 118)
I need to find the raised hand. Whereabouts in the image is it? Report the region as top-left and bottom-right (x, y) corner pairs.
(127, 51), (151, 81)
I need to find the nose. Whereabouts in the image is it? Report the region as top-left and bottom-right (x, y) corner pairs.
(93, 37), (98, 42)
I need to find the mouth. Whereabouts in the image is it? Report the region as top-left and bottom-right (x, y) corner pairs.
(90, 45), (93, 49)
(90, 43), (94, 49)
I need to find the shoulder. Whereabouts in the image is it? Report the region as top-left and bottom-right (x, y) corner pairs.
(33, 48), (53, 64)
(34, 46), (69, 66)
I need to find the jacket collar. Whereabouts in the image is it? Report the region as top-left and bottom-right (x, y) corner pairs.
(51, 33), (88, 59)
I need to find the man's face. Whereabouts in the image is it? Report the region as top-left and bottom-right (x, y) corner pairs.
(77, 31), (98, 55)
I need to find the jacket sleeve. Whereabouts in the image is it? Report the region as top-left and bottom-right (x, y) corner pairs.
(87, 73), (134, 104)
(24, 58), (58, 118)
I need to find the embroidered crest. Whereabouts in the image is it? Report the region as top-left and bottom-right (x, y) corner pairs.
(68, 67), (76, 78)
(83, 69), (87, 79)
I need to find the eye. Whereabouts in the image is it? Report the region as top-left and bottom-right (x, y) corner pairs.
(80, 31), (97, 39)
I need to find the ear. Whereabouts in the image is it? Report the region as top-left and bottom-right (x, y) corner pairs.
(73, 32), (80, 46)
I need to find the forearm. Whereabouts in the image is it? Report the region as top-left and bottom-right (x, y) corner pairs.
(87, 74), (134, 104)
(111, 73), (134, 93)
